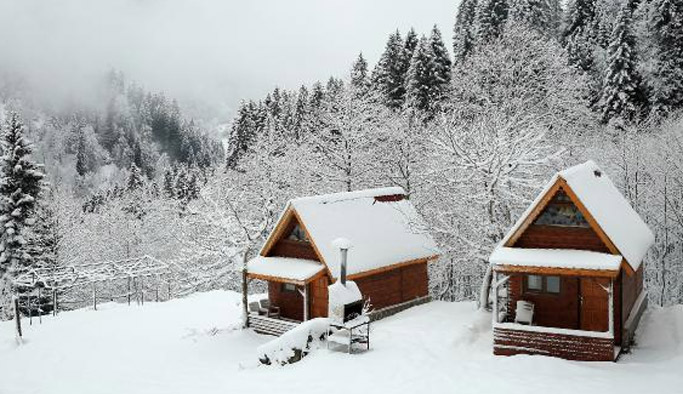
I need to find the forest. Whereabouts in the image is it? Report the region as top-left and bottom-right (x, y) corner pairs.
(0, 0), (682, 316)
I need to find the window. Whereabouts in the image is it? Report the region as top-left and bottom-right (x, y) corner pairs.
(533, 190), (590, 228)
(527, 275), (543, 291)
(525, 275), (561, 294)
(281, 283), (297, 292)
(287, 224), (309, 242)
(546, 276), (560, 294)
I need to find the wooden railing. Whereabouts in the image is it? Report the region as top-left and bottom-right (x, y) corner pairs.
(249, 314), (299, 336)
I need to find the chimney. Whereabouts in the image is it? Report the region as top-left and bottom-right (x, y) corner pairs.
(332, 237), (352, 287)
(340, 247), (348, 286)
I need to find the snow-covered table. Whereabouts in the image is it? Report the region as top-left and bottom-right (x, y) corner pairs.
(327, 315), (370, 354)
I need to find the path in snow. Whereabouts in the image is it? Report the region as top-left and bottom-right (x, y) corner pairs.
(1, 291), (682, 394)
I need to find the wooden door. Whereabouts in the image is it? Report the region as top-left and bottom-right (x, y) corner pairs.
(580, 278), (609, 332)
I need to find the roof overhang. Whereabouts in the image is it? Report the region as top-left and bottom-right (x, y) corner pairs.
(246, 256), (325, 285)
(490, 247), (622, 279)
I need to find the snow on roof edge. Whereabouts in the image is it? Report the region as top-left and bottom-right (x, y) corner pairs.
(490, 247), (622, 271)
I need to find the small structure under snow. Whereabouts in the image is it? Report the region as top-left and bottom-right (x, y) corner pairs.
(489, 161), (654, 361)
(245, 187), (439, 335)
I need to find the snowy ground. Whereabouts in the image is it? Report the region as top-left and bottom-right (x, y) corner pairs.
(1, 291), (682, 394)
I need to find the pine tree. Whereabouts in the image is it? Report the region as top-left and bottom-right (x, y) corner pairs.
(126, 163), (144, 191)
(405, 37), (437, 113)
(599, 3), (646, 124)
(475, 0), (509, 44)
(429, 25), (452, 88)
(563, 0), (597, 40)
(371, 30), (408, 108)
(453, 0), (479, 64)
(508, 0), (561, 35)
(350, 52), (370, 93)
(25, 200), (60, 269)
(0, 112), (45, 275)
(404, 28), (419, 62)
(650, 0), (683, 116)
(75, 127), (89, 176)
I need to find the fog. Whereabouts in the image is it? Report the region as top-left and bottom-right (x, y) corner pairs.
(0, 0), (456, 120)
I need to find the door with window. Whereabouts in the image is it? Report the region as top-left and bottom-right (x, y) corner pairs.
(579, 277), (609, 332)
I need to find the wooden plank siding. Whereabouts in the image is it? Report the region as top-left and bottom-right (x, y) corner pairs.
(309, 275), (329, 318)
(355, 262), (429, 311)
(514, 225), (610, 253)
(494, 327), (615, 361)
(268, 282), (304, 322)
(270, 239), (320, 261)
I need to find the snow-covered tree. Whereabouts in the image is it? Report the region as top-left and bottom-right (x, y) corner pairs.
(508, 0), (561, 36)
(0, 112), (45, 273)
(650, 0), (683, 116)
(350, 52), (370, 93)
(371, 30), (408, 109)
(599, 3), (646, 124)
(429, 25), (452, 90)
(453, 0), (479, 64)
(405, 37), (437, 114)
(474, 0), (509, 44)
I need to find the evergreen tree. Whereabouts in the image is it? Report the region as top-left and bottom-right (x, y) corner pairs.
(371, 30), (408, 108)
(563, 0), (597, 40)
(453, 0), (479, 64)
(405, 37), (438, 113)
(509, 0), (561, 35)
(599, 3), (646, 124)
(429, 25), (452, 88)
(75, 127), (88, 176)
(350, 52), (370, 93)
(475, 0), (509, 44)
(650, 0), (683, 116)
(25, 200), (60, 269)
(404, 28), (419, 62)
(126, 163), (144, 191)
(0, 112), (45, 275)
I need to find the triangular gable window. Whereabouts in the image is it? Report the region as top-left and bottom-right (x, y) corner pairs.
(533, 189), (589, 228)
(287, 223), (309, 242)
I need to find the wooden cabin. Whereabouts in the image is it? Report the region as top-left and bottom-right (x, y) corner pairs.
(245, 187), (439, 333)
(489, 161), (654, 361)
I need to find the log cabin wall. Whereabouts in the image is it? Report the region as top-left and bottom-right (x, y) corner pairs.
(309, 275), (329, 318)
(507, 274), (580, 329)
(268, 282), (304, 321)
(354, 262), (429, 311)
(513, 225), (610, 252)
(270, 239), (319, 261)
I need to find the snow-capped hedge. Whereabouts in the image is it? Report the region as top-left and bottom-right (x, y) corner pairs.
(257, 318), (330, 365)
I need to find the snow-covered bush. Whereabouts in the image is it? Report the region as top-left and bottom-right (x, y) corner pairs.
(257, 318), (330, 366)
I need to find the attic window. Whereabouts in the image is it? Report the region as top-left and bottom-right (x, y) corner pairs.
(533, 190), (590, 228)
(287, 224), (309, 242)
(594, 170), (602, 177)
(374, 194), (405, 202)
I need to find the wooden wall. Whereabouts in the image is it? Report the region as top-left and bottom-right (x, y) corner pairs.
(268, 282), (304, 321)
(513, 225), (610, 252)
(270, 239), (319, 261)
(310, 275), (329, 318)
(507, 274), (580, 329)
(354, 262), (429, 311)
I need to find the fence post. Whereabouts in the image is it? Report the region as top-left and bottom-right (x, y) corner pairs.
(140, 276), (144, 306)
(167, 280), (172, 300)
(38, 287), (42, 324)
(29, 291), (33, 326)
(127, 276), (131, 306)
(13, 296), (22, 340)
(52, 288), (58, 316)
(92, 282), (97, 311)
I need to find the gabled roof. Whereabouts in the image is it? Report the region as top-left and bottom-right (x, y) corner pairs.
(497, 161), (654, 272)
(259, 187), (440, 279)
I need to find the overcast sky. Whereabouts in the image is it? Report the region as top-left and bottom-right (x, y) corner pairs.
(0, 0), (456, 120)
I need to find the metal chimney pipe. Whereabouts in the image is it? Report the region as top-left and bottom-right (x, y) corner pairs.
(340, 247), (348, 286)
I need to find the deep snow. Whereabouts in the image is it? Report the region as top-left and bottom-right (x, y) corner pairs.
(1, 291), (682, 394)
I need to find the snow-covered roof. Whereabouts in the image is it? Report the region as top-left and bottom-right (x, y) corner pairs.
(499, 161), (654, 271)
(246, 256), (324, 283)
(490, 247), (623, 271)
(284, 187), (439, 278)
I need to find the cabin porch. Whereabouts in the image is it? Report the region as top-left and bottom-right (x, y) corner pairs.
(491, 264), (619, 361)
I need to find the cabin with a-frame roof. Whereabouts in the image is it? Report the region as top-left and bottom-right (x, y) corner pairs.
(244, 187), (439, 335)
(489, 161), (654, 361)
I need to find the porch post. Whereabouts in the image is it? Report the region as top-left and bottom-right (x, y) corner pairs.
(303, 284), (309, 322)
(492, 269), (498, 324)
(608, 279), (614, 337)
